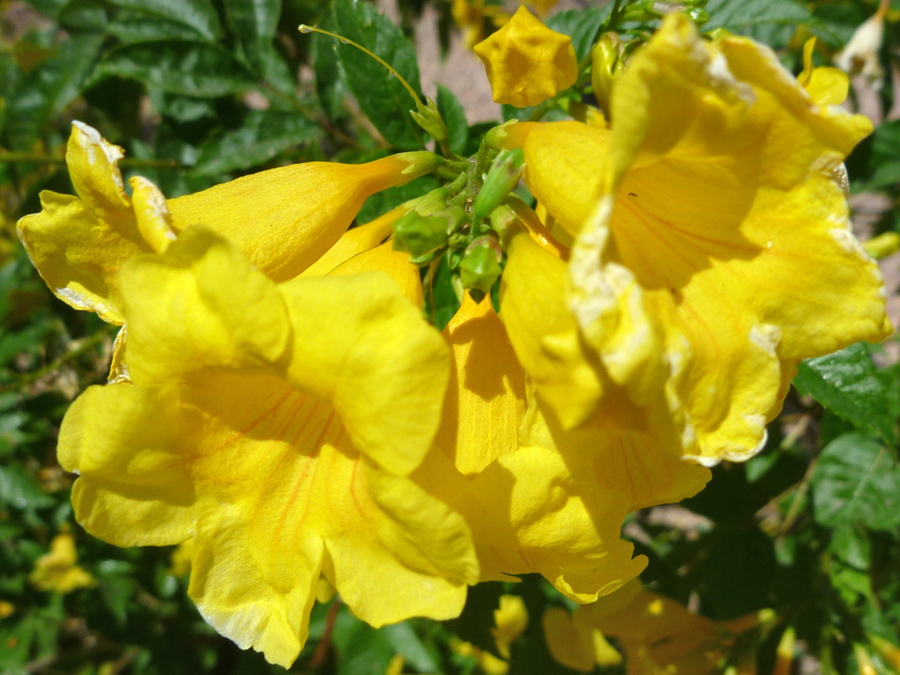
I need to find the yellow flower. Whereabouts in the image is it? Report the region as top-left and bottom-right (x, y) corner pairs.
(417, 294), (709, 604)
(798, 38), (849, 108)
(452, 0), (511, 50)
(520, 0), (560, 17)
(58, 226), (479, 667)
(544, 579), (771, 674)
(474, 6), (578, 108)
(28, 533), (96, 593)
(17, 122), (439, 326)
(511, 14), (891, 466)
(493, 594), (529, 659)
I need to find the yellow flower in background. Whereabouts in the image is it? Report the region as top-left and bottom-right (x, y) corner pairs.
(520, 0), (561, 17)
(452, 0), (510, 49)
(799, 38), (849, 108)
(512, 14), (890, 466)
(474, 6), (578, 108)
(543, 579), (772, 674)
(57, 226), (479, 667)
(28, 533), (96, 593)
(17, 122), (438, 326)
(493, 594), (529, 659)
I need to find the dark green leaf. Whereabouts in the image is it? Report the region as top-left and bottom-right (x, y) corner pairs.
(223, 0), (280, 55)
(811, 433), (900, 530)
(192, 109), (320, 175)
(329, 0), (425, 149)
(332, 609), (396, 675)
(105, 0), (222, 41)
(92, 41), (255, 97)
(794, 343), (899, 445)
(846, 120), (900, 193)
(1, 34), (104, 150)
(436, 84), (469, 156)
(0, 464), (54, 510)
(381, 622), (439, 673)
(106, 15), (211, 43)
(444, 581), (504, 657)
(702, 0), (811, 32)
(545, 6), (611, 62)
(312, 12), (349, 119)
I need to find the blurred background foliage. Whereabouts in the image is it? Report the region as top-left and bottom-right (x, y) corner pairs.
(0, 0), (899, 674)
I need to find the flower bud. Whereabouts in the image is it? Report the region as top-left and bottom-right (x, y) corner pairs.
(591, 33), (625, 116)
(459, 238), (503, 300)
(474, 148), (525, 219)
(393, 211), (451, 259)
(474, 6), (578, 108)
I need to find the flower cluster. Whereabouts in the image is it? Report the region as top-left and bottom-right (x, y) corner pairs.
(17, 7), (890, 670)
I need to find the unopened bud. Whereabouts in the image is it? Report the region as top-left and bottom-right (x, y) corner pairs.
(591, 33), (625, 116)
(410, 98), (452, 155)
(863, 232), (900, 260)
(474, 148), (525, 219)
(393, 211), (450, 259)
(459, 239), (503, 300)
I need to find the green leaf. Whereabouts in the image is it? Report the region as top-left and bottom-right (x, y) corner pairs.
(794, 343), (899, 445)
(106, 14), (212, 43)
(92, 41), (255, 97)
(545, 6), (611, 62)
(312, 11), (349, 119)
(381, 622), (440, 673)
(436, 84), (469, 156)
(222, 0), (294, 95)
(332, 608), (396, 675)
(1, 34), (104, 150)
(329, 0), (425, 150)
(192, 109), (320, 175)
(846, 120), (900, 193)
(105, 0), (223, 41)
(702, 0), (811, 32)
(811, 433), (900, 531)
(0, 464), (54, 511)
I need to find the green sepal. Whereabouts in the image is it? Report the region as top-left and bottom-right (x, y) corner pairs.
(473, 148), (525, 220)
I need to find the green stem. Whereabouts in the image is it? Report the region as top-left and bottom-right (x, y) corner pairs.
(607, 0), (625, 31)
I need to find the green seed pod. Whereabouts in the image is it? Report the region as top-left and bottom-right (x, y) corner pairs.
(473, 148), (525, 220)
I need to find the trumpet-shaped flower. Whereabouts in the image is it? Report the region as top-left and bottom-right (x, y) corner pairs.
(17, 122), (438, 325)
(543, 579), (772, 674)
(417, 294), (709, 604)
(474, 6), (578, 108)
(57, 226), (478, 667)
(512, 14), (891, 465)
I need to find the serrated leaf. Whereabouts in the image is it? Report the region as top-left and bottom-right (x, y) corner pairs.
(222, 0), (294, 94)
(105, 0), (222, 41)
(1, 33), (104, 150)
(811, 433), (900, 530)
(92, 41), (255, 97)
(192, 109), (320, 175)
(794, 343), (898, 445)
(436, 84), (468, 156)
(545, 6), (611, 62)
(703, 0), (811, 32)
(329, 0), (424, 150)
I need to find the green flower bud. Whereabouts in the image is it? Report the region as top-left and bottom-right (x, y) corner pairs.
(392, 211), (450, 259)
(459, 238), (503, 300)
(410, 97), (453, 158)
(473, 148), (525, 219)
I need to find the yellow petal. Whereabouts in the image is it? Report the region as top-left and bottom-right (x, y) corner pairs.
(527, 15), (889, 464)
(435, 293), (526, 475)
(29, 534), (96, 594)
(329, 240), (424, 308)
(119, 226), (292, 387)
(493, 595), (529, 658)
(473, 6), (578, 108)
(168, 154), (433, 282)
(60, 230), (467, 666)
(543, 606), (614, 672)
(301, 206), (406, 278)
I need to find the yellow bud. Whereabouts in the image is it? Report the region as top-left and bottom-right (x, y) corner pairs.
(474, 6), (578, 108)
(863, 232), (900, 260)
(591, 32), (624, 117)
